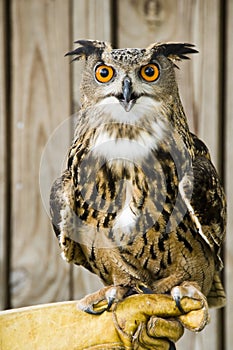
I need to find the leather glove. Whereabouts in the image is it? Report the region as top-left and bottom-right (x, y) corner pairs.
(112, 293), (207, 350)
(0, 293), (207, 350)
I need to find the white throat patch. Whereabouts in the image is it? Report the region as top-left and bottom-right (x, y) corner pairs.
(91, 96), (167, 161)
(96, 95), (162, 123)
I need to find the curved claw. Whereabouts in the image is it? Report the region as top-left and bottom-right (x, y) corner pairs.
(106, 295), (116, 311)
(171, 282), (210, 332)
(171, 282), (204, 313)
(169, 342), (176, 350)
(136, 283), (154, 294)
(77, 285), (129, 315)
(80, 304), (106, 315)
(78, 296), (113, 315)
(172, 294), (185, 314)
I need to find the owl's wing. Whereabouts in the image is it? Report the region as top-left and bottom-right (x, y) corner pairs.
(50, 170), (91, 269)
(180, 134), (226, 269)
(190, 134), (226, 270)
(179, 134), (226, 308)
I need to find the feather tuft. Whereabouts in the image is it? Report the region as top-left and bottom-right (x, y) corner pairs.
(149, 42), (198, 63)
(65, 39), (111, 61)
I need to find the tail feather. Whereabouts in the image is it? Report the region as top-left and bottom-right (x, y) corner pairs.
(207, 273), (226, 308)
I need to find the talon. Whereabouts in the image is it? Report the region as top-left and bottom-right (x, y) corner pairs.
(139, 285), (154, 294)
(78, 297), (110, 315)
(106, 296), (115, 310)
(171, 282), (210, 331)
(105, 287), (118, 310)
(173, 295), (185, 314)
(77, 285), (129, 315)
(169, 341), (176, 350)
(79, 304), (106, 315)
(171, 286), (185, 313)
(135, 282), (154, 294)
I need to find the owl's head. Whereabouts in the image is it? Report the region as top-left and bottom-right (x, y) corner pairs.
(66, 40), (197, 115)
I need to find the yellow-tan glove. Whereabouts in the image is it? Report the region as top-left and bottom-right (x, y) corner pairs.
(112, 293), (208, 350)
(0, 294), (208, 350)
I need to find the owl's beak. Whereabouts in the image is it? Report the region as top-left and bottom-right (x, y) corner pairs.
(119, 76), (136, 112)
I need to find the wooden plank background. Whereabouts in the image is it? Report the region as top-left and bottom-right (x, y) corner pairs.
(0, 0), (6, 309)
(0, 0), (232, 348)
(10, 0), (72, 306)
(225, 0), (233, 348)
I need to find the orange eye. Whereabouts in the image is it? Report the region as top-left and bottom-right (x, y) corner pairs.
(140, 64), (159, 82)
(95, 65), (114, 83)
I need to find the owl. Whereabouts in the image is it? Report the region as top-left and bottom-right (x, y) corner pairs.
(50, 40), (226, 317)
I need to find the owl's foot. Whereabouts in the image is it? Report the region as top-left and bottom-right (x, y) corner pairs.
(171, 282), (210, 331)
(78, 285), (128, 315)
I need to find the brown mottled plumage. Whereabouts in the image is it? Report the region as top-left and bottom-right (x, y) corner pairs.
(50, 40), (226, 315)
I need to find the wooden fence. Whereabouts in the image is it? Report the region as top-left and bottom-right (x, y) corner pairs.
(0, 0), (232, 349)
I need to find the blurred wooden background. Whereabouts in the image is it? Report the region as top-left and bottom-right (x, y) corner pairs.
(0, 0), (232, 349)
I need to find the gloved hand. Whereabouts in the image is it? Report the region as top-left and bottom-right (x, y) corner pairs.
(0, 293), (208, 350)
(112, 293), (208, 350)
